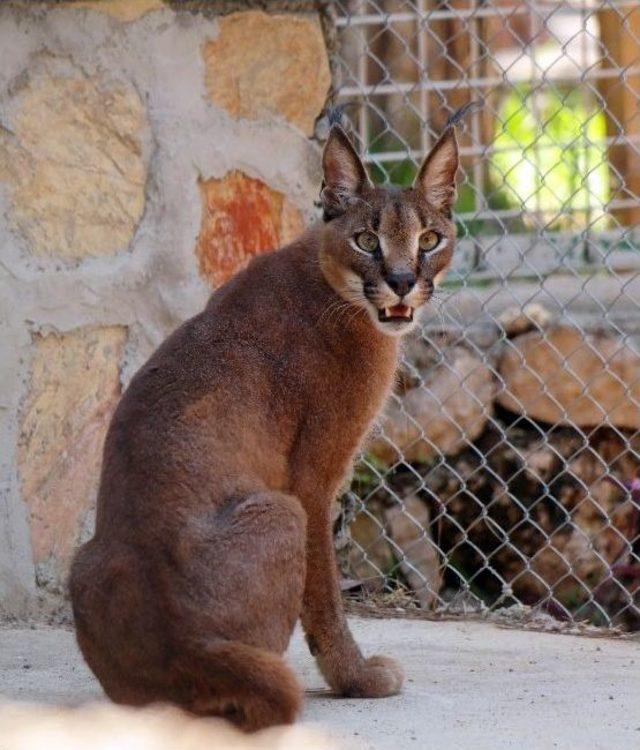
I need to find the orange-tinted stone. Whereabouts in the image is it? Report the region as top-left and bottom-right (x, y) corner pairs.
(195, 171), (303, 287)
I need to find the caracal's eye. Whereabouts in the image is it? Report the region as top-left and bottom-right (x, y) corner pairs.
(419, 230), (441, 253)
(355, 231), (380, 253)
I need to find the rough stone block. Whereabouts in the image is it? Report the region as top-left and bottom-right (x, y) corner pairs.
(0, 72), (147, 262)
(18, 327), (126, 593)
(202, 10), (331, 135)
(61, 0), (163, 21)
(497, 326), (640, 429)
(369, 345), (495, 466)
(347, 512), (393, 586)
(385, 495), (442, 608)
(195, 170), (303, 287)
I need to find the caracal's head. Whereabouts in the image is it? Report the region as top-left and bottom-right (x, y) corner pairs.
(318, 122), (459, 337)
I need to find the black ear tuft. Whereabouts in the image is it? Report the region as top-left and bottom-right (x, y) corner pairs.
(445, 100), (483, 130)
(326, 106), (348, 128)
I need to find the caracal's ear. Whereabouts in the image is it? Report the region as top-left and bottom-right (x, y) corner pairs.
(320, 125), (369, 220)
(414, 127), (459, 214)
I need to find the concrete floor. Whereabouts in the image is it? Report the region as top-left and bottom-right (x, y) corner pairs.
(0, 617), (638, 750)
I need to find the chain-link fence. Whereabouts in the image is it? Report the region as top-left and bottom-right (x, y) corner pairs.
(328, 0), (640, 630)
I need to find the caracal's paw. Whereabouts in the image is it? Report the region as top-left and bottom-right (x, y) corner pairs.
(342, 655), (404, 698)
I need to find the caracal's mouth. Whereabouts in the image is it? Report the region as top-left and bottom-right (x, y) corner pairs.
(377, 303), (414, 323)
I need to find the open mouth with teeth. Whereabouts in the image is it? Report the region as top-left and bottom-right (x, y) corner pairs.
(378, 304), (414, 323)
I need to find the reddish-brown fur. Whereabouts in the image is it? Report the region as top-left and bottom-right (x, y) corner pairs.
(70, 123), (459, 731)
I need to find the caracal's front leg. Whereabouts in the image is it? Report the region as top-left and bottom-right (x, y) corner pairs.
(300, 501), (404, 698)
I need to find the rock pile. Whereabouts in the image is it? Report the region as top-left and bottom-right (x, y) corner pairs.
(342, 313), (640, 630)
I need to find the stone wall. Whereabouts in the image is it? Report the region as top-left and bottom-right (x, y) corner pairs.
(0, 0), (331, 620)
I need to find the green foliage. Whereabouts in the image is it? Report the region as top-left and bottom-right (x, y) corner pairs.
(367, 123), (419, 187)
(454, 182), (522, 238)
(490, 86), (609, 228)
(364, 88), (610, 235)
(369, 157), (417, 187)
